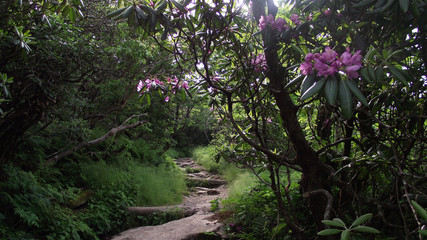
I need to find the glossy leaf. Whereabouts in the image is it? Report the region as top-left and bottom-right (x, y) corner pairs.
(332, 218), (347, 227)
(300, 74), (316, 95)
(338, 79), (353, 119)
(350, 213), (373, 228)
(360, 68), (371, 82)
(345, 79), (368, 106)
(322, 219), (345, 228)
(300, 77), (326, 101)
(106, 8), (127, 18)
(285, 75), (304, 89)
(353, 226), (380, 234)
(317, 229), (342, 236)
(389, 65), (409, 87)
(367, 66), (376, 82)
(171, 0), (187, 13)
(412, 200), (427, 220)
(340, 229), (350, 240)
(121, 6), (135, 18)
(353, 0), (375, 7)
(324, 77), (338, 105)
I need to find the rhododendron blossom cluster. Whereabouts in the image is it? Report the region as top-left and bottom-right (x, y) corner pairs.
(299, 47), (363, 79)
(250, 54), (267, 72)
(259, 14), (288, 31)
(136, 77), (189, 102)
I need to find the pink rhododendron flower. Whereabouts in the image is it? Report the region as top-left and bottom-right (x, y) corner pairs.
(300, 62), (313, 75)
(272, 18), (288, 31)
(324, 9), (331, 15)
(300, 47), (363, 79)
(259, 14), (287, 31)
(165, 96), (170, 102)
(251, 54), (267, 72)
(320, 47), (338, 63)
(181, 81), (189, 90)
(290, 14), (301, 25)
(345, 65), (362, 79)
(137, 80), (144, 92)
(259, 15), (268, 30)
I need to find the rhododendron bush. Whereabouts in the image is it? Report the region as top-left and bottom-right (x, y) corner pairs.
(111, 0), (426, 238)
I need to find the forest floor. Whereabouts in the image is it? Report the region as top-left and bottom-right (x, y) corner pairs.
(112, 158), (229, 240)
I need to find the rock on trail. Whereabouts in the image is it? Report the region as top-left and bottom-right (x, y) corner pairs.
(112, 158), (228, 240)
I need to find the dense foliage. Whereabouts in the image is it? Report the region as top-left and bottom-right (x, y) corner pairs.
(1, 0), (426, 239)
(112, 0), (426, 239)
(0, 0), (212, 239)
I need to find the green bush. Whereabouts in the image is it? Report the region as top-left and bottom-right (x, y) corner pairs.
(0, 165), (96, 240)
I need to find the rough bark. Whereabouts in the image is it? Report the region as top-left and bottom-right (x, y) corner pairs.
(252, 0), (332, 234)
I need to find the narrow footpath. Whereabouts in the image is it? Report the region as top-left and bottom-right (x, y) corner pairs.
(112, 158), (228, 240)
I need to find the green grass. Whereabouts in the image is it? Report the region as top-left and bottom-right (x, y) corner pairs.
(192, 146), (221, 173)
(80, 159), (186, 207)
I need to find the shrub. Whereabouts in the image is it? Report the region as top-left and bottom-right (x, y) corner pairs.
(0, 165), (96, 240)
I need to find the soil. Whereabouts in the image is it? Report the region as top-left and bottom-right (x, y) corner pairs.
(111, 158), (229, 240)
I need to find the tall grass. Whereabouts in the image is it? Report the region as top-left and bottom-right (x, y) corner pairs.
(192, 146), (221, 173)
(80, 159), (186, 207)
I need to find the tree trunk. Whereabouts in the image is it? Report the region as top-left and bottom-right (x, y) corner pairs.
(255, 3), (332, 235)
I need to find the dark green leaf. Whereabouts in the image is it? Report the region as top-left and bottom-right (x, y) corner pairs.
(156, 1), (167, 11)
(317, 229), (342, 235)
(106, 8), (127, 18)
(409, 0), (420, 18)
(146, 94), (151, 105)
(412, 201), (427, 220)
(353, 0), (375, 8)
(69, 8), (77, 22)
(324, 77), (338, 105)
(300, 77), (326, 101)
(353, 226), (380, 234)
(367, 66), (376, 82)
(375, 66), (384, 82)
(419, 230), (427, 236)
(332, 218), (347, 227)
(389, 65), (409, 87)
(350, 213), (373, 228)
(340, 230), (350, 240)
(161, 29), (168, 40)
(345, 79), (368, 106)
(300, 74), (316, 95)
(291, 44), (304, 56)
(171, 0), (187, 13)
(285, 75), (304, 89)
(121, 5), (135, 18)
(339, 79), (353, 119)
(135, 6), (147, 22)
(322, 219), (345, 228)
(360, 68), (371, 82)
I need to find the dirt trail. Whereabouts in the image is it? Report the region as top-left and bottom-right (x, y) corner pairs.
(112, 158), (228, 240)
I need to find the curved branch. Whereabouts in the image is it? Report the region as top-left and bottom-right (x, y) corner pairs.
(226, 94), (296, 166)
(303, 189), (333, 220)
(44, 114), (146, 167)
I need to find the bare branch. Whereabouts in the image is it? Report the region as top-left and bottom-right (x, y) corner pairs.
(44, 114), (146, 166)
(303, 189), (333, 220)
